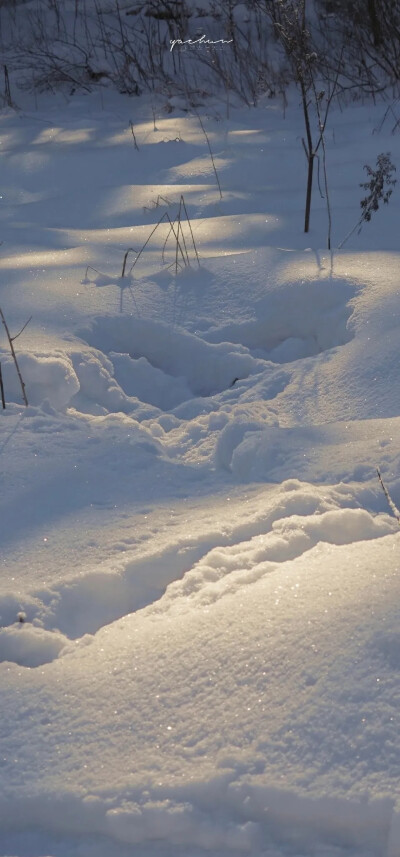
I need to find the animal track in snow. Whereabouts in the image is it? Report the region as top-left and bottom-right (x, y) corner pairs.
(75, 315), (264, 413)
(0, 485), (394, 666)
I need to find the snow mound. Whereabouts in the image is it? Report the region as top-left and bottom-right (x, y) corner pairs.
(106, 800), (257, 850)
(217, 418), (400, 484)
(0, 789), (394, 856)
(70, 350), (139, 414)
(1, 351), (80, 408)
(215, 415), (276, 470)
(204, 278), (356, 362)
(0, 624), (67, 668)
(160, 506), (396, 609)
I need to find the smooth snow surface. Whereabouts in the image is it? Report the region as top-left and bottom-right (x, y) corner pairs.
(0, 75), (400, 857)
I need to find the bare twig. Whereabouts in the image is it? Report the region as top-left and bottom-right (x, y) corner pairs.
(129, 120), (139, 150)
(194, 110), (223, 199)
(143, 195), (171, 212)
(377, 467), (400, 525)
(160, 196), (200, 270)
(316, 152), (324, 199)
(175, 207), (181, 274)
(129, 212), (186, 275)
(337, 219), (360, 250)
(4, 65), (13, 108)
(121, 247), (139, 277)
(313, 84), (334, 249)
(84, 265), (103, 279)
(0, 307), (28, 406)
(11, 315), (32, 342)
(160, 213), (187, 269)
(0, 363), (5, 409)
(179, 195), (200, 267)
(175, 197), (190, 266)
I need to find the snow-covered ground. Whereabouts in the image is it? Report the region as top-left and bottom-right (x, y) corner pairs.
(1, 82), (400, 857)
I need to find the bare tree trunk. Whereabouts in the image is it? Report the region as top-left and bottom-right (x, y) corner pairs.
(300, 75), (314, 234)
(304, 154), (314, 234)
(367, 0), (383, 46)
(4, 64), (12, 107)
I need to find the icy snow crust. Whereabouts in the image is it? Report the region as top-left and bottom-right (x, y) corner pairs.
(1, 87), (400, 857)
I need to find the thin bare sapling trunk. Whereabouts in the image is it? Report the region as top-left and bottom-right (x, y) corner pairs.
(194, 110), (223, 199)
(301, 64), (339, 238)
(273, 1), (340, 241)
(300, 79), (314, 234)
(0, 307), (31, 406)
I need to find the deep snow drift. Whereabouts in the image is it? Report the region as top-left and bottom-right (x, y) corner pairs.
(0, 79), (400, 857)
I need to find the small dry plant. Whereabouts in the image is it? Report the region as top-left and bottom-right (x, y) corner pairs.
(121, 194), (200, 277)
(84, 195), (200, 312)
